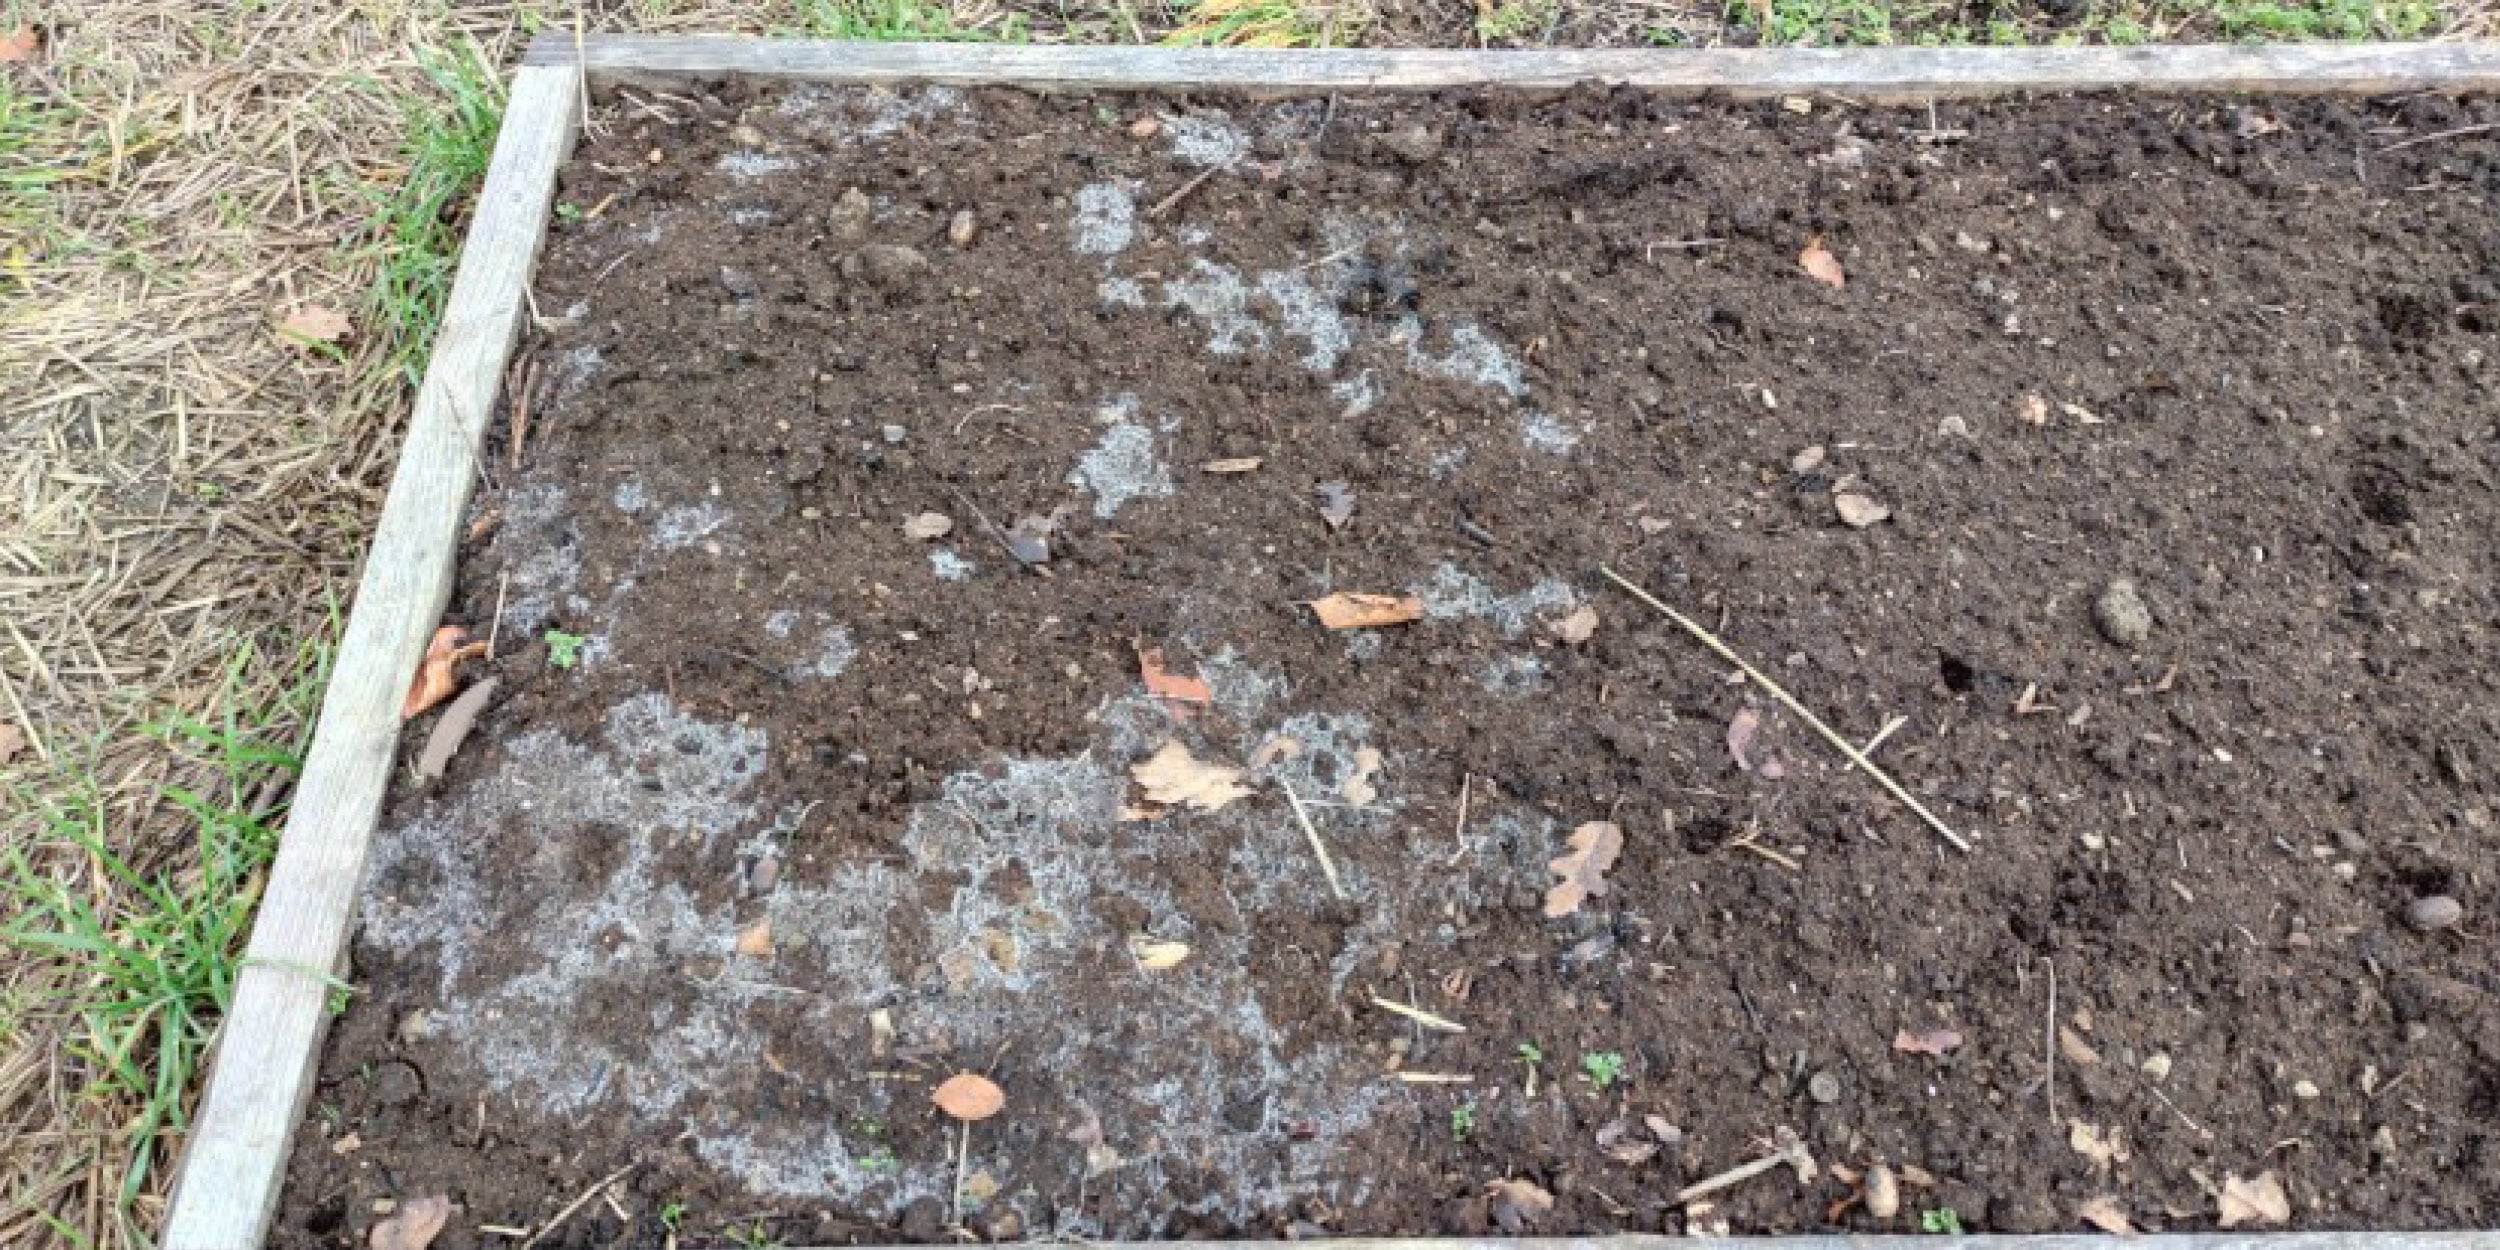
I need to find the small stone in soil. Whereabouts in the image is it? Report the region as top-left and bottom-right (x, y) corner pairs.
(948, 208), (977, 247)
(844, 244), (929, 294)
(2093, 578), (2154, 646)
(1808, 1070), (1842, 1104)
(2404, 894), (2463, 932)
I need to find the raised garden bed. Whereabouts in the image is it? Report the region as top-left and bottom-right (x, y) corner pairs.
(167, 37), (2500, 1250)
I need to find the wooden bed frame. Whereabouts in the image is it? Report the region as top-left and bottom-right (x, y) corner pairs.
(159, 33), (2500, 1250)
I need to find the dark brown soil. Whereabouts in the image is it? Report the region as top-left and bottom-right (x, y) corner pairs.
(278, 82), (2500, 1248)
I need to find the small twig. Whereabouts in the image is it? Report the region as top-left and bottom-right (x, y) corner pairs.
(1369, 995), (1465, 1033)
(1675, 1138), (1813, 1206)
(1454, 516), (1501, 547)
(1146, 166), (1220, 219)
(2377, 121), (2500, 153)
(2148, 1083), (2212, 1139)
(1392, 1072), (1474, 1084)
(951, 1119), (972, 1227)
(1295, 241), (1364, 271)
(506, 356), (539, 472)
(520, 1163), (635, 1249)
(486, 568), (512, 660)
(1725, 829), (1801, 872)
(2044, 958), (2060, 1125)
(1600, 566), (1972, 852)
(1445, 772), (1473, 866)
(1859, 714), (1907, 757)
(1278, 779), (1350, 900)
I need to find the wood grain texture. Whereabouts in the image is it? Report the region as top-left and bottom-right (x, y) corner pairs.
(527, 35), (2500, 99)
(158, 63), (580, 1250)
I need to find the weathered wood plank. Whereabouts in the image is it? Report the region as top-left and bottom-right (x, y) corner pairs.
(799, 1239), (2500, 1249)
(158, 63), (581, 1250)
(527, 35), (2500, 100)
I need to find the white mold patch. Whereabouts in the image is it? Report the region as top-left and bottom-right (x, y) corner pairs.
(930, 549), (974, 581)
(1166, 113), (1249, 169)
(1331, 372), (1379, 418)
(1401, 318), (1529, 398)
(1162, 259), (1268, 355)
(1097, 275), (1147, 307)
(653, 501), (730, 551)
(1071, 181), (1138, 256)
(1415, 563), (1579, 638)
(1257, 269), (1353, 371)
(611, 478), (649, 515)
(1069, 422), (1173, 519)
(716, 151), (796, 177)
(1520, 411), (1583, 453)
(1479, 654), (1547, 696)
(494, 483), (580, 637)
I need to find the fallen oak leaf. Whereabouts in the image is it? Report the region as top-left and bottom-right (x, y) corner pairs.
(1799, 235), (1846, 290)
(2078, 1194), (2137, 1236)
(277, 304), (353, 346)
(1543, 820), (1623, 917)
(1136, 646), (1212, 710)
(369, 1194), (453, 1250)
(1307, 591), (1422, 630)
(1891, 1027), (1964, 1057)
(1131, 741), (1253, 812)
(402, 626), (487, 720)
(2218, 1171), (2289, 1228)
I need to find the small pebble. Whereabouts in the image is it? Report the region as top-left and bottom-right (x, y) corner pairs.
(881, 424), (908, 445)
(2404, 894), (2463, 932)
(2293, 1079), (2320, 1100)
(948, 209), (978, 247)
(1865, 1163), (1901, 1219)
(1807, 1070), (1842, 1104)
(2140, 1052), (2172, 1081)
(2092, 578), (2154, 647)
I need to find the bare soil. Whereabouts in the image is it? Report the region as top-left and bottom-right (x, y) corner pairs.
(277, 82), (2500, 1248)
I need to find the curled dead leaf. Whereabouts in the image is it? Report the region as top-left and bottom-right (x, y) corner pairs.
(1544, 821), (1623, 918)
(1834, 492), (1890, 528)
(1308, 591), (1423, 630)
(1726, 706), (1763, 771)
(0, 25), (38, 63)
(402, 626), (487, 720)
(2058, 1025), (2102, 1066)
(1127, 935), (1191, 970)
(2218, 1171), (2289, 1228)
(2068, 1120), (2128, 1171)
(2078, 1194), (2137, 1236)
(369, 1194), (453, 1250)
(902, 512), (954, 539)
(933, 1071), (1006, 1121)
(277, 303), (354, 346)
(735, 918), (774, 958)
(1891, 1027), (1964, 1057)
(1485, 1177), (1554, 1229)
(1799, 235), (1846, 290)
(0, 721), (26, 764)
(1549, 603), (1598, 644)
(1131, 741), (1253, 811)
(1341, 746), (1383, 807)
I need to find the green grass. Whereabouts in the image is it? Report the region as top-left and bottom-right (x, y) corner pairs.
(1731, 0), (2445, 45)
(362, 42), (505, 386)
(1921, 1207), (1967, 1235)
(785, 0), (1027, 41)
(1165, 0), (1366, 47)
(1474, 0), (1556, 43)
(4, 632), (332, 1210)
(1450, 1100), (1477, 1141)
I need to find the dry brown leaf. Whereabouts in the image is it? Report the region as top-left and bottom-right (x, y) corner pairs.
(2068, 1120), (2128, 1171)
(401, 626), (487, 720)
(1891, 1027), (1964, 1057)
(277, 304), (353, 345)
(0, 721), (26, 764)
(2078, 1194), (2137, 1236)
(736, 918), (774, 958)
(1201, 457), (1263, 474)
(2020, 393), (2051, 425)
(369, 1194), (453, 1250)
(1594, 1120), (1659, 1166)
(1726, 706), (1763, 771)
(2058, 1025), (2102, 1066)
(1137, 646), (1213, 711)
(1834, 492), (1891, 528)
(902, 511), (954, 539)
(1543, 821), (1623, 917)
(933, 1071), (1006, 1121)
(1799, 235), (1846, 289)
(2218, 1171), (2289, 1228)
(1308, 591), (1423, 630)
(0, 26), (38, 63)
(1549, 603), (1598, 644)
(1485, 1177), (1554, 1228)
(1131, 741), (1253, 811)
(1128, 935), (1191, 969)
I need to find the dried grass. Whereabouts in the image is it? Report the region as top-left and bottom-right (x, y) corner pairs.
(2, 1), (2487, 1246)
